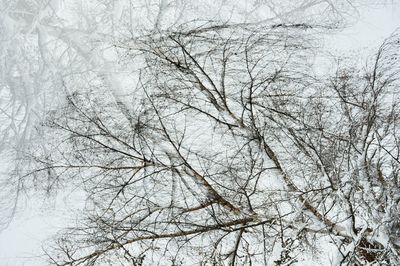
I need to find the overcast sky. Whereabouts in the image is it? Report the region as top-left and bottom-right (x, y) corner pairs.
(326, 3), (400, 56)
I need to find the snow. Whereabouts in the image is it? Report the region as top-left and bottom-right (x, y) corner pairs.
(1, 1), (400, 265)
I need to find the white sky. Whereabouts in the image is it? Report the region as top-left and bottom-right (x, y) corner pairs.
(326, 3), (400, 52)
(0, 2), (399, 266)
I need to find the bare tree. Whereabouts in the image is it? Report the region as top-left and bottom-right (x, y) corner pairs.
(21, 12), (400, 264)
(1, 0), (396, 265)
(0, 0), (355, 229)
